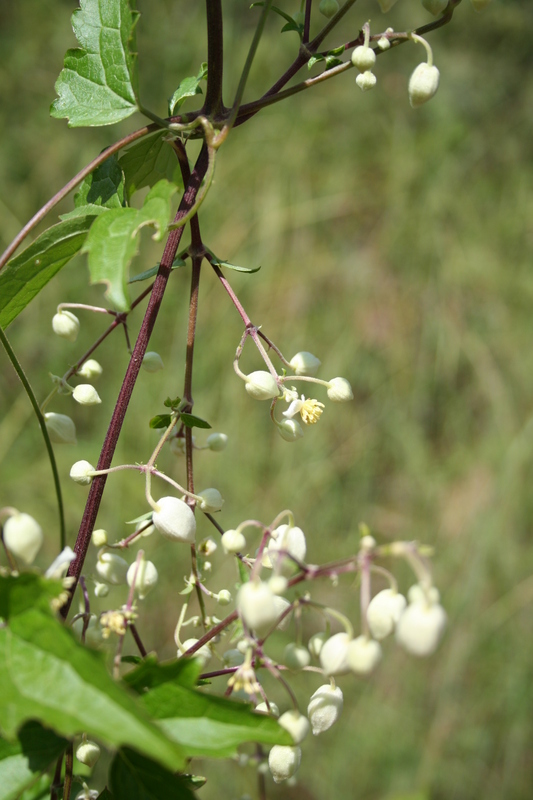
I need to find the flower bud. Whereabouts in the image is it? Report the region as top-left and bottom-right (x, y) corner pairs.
(377, 36), (391, 50)
(396, 601), (447, 656)
(127, 558), (158, 599)
(44, 412), (77, 444)
(75, 785), (99, 800)
(351, 45), (376, 73)
(152, 496), (196, 543)
(268, 575), (288, 595)
(94, 582), (109, 598)
(141, 351), (164, 373)
(284, 643), (311, 671)
(91, 529), (108, 547)
(244, 371), (280, 401)
(3, 511), (43, 565)
(367, 589), (407, 640)
(77, 360), (103, 380)
(308, 632), (327, 659)
(327, 377), (354, 402)
(277, 419), (304, 442)
(422, 0), (448, 13)
(217, 589), (232, 606)
(223, 648), (245, 667)
(408, 584), (440, 605)
(72, 384), (101, 406)
(221, 529), (246, 554)
(319, 632), (351, 676)
(360, 534), (376, 551)
(289, 351), (321, 377)
(96, 550), (128, 585)
(256, 701), (279, 717)
(206, 432), (228, 451)
(197, 488), (224, 513)
(307, 684), (344, 735)
(263, 524), (306, 572)
(356, 71), (377, 92)
(278, 710), (309, 744)
(180, 638), (211, 666)
(76, 739), (100, 768)
(268, 745), (301, 783)
(347, 635), (382, 675)
(52, 310), (80, 342)
(471, 0), (490, 9)
(236, 580), (278, 631)
(408, 62), (440, 108)
(377, 0), (399, 10)
(45, 546), (75, 579)
(70, 460), (96, 485)
(319, 0), (339, 17)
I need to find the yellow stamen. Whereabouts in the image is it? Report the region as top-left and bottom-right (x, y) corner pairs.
(300, 398), (325, 425)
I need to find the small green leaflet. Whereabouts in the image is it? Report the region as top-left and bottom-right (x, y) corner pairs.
(180, 413), (211, 430)
(149, 415), (172, 429)
(207, 249), (260, 274)
(118, 131), (183, 202)
(110, 748), (195, 800)
(0, 722), (67, 800)
(129, 257), (186, 284)
(123, 654), (200, 692)
(168, 63), (208, 116)
(51, 0), (140, 127)
(61, 155), (126, 220)
(0, 216), (94, 328)
(82, 179), (178, 311)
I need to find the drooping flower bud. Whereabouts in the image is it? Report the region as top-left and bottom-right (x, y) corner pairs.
(217, 589), (232, 606)
(356, 71), (377, 92)
(127, 557), (158, 599)
(77, 359), (103, 380)
(72, 384), (101, 406)
(378, 36), (391, 50)
(307, 684), (344, 735)
(278, 710), (310, 744)
(76, 738), (100, 768)
(75, 784), (99, 800)
(94, 582), (109, 598)
(91, 529), (108, 547)
(327, 377), (354, 402)
(367, 588), (407, 640)
(319, 632), (351, 676)
(422, 0), (448, 14)
(289, 351), (321, 376)
(52, 310), (80, 342)
(268, 575), (288, 595)
(408, 62), (440, 107)
(408, 583), (440, 605)
(180, 638), (211, 667)
(206, 432), (228, 451)
(319, 0), (339, 17)
(263, 524), (307, 572)
(347, 635), (382, 675)
(377, 0), (400, 10)
(268, 745), (301, 784)
(141, 351), (164, 373)
(308, 632), (327, 659)
(70, 460), (96, 485)
(44, 412), (77, 444)
(197, 488), (224, 513)
(96, 550), (128, 585)
(236, 580), (279, 631)
(221, 529), (246, 554)
(45, 546), (75, 579)
(256, 700), (280, 717)
(244, 371), (280, 401)
(152, 496), (196, 543)
(3, 511), (43, 565)
(351, 45), (376, 73)
(276, 419), (304, 442)
(396, 599), (447, 656)
(284, 643), (311, 671)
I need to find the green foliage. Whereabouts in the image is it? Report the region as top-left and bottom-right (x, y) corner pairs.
(179, 413), (211, 430)
(50, 0), (140, 127)
(61, 156), (126, 220)
(168, 63), (208, 116)
(118, 131), (183, 202)
(109, 748), (195, 800)
(0, 722), (67, 800)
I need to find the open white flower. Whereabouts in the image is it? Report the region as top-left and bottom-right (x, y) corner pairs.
(283, 391), (324, 425)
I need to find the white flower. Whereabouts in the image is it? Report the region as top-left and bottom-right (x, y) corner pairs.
(3, 511), (43, 565)
(70, 460), (95, 485)
(289, 351), (321, 376)
(76, 738), (100, 768)
(319, 632), (352, 676)
(367, 589), (407, 640)
(263, 523), (306, 572)
(91, 529), (108, 547)
(308, 632), (327, 659)
(96, 551), (128, 585)
(45, 546), (75, 579)
(196, 488), (224, 513)
(152, 496), (196, 543)
(283, 643), (311, 671)
(268, 745), (301, 783)
(236, 580), (278, 631)
(206, 432), (228, 451)
(221, 529), (246, 554)
(396, 599), (447, 656)
(356, 71), (377, 92)
(256, 700), (280, 716)
(327, 377), (354, 402)
(77, 359), (103, 380)
(307, 684), (344, 735)
(276, 419), (304, 442)
(141, 351), (164, 372)
(244, 371), (280, 400)
(44, 412), (77, 444)
(268, 575), (288, 595)
(347, 635), (382, 675)
(283, 393), (324, 425)
(72, 384), (101, 406)
(351, 45), (376, 73)
(408, 62), (440, 107)
(180, 638), (211, 667)
(127, 558), (158, 599)
(52, 310), (79, 342)
(278, 710), (310, 744)
(217, 589), (232, 606)
(255, 595), (292, 638)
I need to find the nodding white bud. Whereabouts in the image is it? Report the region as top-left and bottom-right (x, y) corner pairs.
(378, 36), (391, 50)
(283, 643), (311, 671)
(91, 529), (108, 547)
(319, 0), (339, 17)
(197, 488), (224, 513)
(471, 0), (490, 9)
(236, 580), (278, 631)
(307, 684), (344, 735)
(76, 739), (100, 768)
(268, 745), (302, 784)
(152, 496), (196, 543)
(199, 537), (217, 556)
(289, 351), (321, 377)
(377, 0), (400, 10)
(278, 711), (310, 744)
(141, 351), (164, 373)
(44, 412), (77, 444)
(277, 419), (304, 442)
(96, 550), (128, 585)
(70, 460), (96, 485)
(180, 638), (211, 667)
(268, 575), (288, 595)
(45, 546), (75, 579)
(52, 310), (80, 342)
(263, 524), (307, 572)
(127, 558), (158, 599)
(319, 632), (352, 676)
(308, 632), (327, 659)
(360, 534), (376, 551)
(422, 0), (448, 14)
(3, 511), (43, 565)
(244, 371), (280, 401)
(347, 635), (382, 675)
(396, 600), (447, 656)
(77, 359), (103, 380)
(75, 786), (99, 800)
(256, 701), (280, 717)
(221, 529), (246, 554)
(351, 45), (377, 73)
(367, 589), (407, 640)
(94, 582), (109, 598)
(327, 377), (354, 402)
(217, 589), (232, 606)
(408, 584), (440, 605)
(206, 432), (228, 451)
(223, 648), (245, 667)
(356, 70), (377, 92)
(408, 62), (440, 107)
(72, 384), (101, 406)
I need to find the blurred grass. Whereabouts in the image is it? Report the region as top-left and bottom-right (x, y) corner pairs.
(1, 0), (533, 798)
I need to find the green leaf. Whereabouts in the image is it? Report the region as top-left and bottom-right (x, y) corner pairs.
(128, 257), (186, 284)
(308, 54), (325, 70)
(82, 180), (178, 311)
(139, 682), (292, 758)
(18, 774), (51, 800)
(75, 156), (125, 210)
(281, 20), (302, 34)
(163, 396), (181, 409)
(97, 790), (114, 800)
(325, 55), (343, 70)
(118, 131), (183, 201)
(328, 45), (345, 57)
(124, 655), (201, 693)
(179, 413), (211, 430)
(0, 577), (186, 772)
(50, 0), (139, 127)
(0, 574), (66, 621)
(148, 415), (171, 430)
(0, 722), (67, 800)
(207, 250), (260, 274)
(110, 748), (195, 800)
(168, 63), (208, 116)
(0, 217), (94, 328)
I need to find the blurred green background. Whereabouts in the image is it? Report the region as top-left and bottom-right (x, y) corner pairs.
(1, 1), (533, 798)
